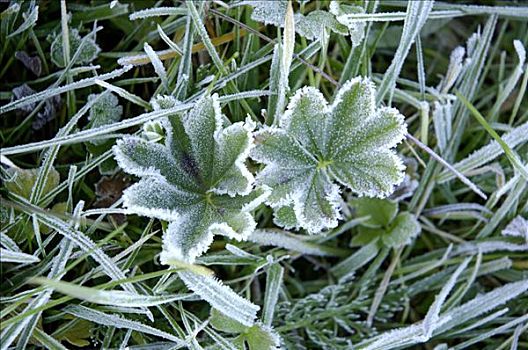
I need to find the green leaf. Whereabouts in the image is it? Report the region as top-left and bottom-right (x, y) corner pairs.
(252, 78), (407, 234)
(50, 29), (100, 68)
(351, 227), (383, 246)
(114, 94), (267, 262)
(54, 319), (93, 347)
(210, 308), (281, 350)
(352, 198), (398, 228)
(382, 212), (421, 248)
(5, 167), (59, 200)
(210, 308), (247, 334)
(244, 324), (281, 350)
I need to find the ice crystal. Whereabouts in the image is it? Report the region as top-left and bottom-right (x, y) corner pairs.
(114, 94), (267, 262)
(251, 77), (407, 233)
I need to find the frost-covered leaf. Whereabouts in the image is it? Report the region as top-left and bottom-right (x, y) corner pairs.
(50, 29), (100, 68)
(15, 51), (42, 76)
(85, 92), (123, 174)
(0, 248), (40, 264)
(329, 0), (366, 46)
(502, 215), (528, 242)
(11, 83), (61, 130)
(179, 271), (260, 327)
(115, 94), (266, 262)
(87, 92), (123, 132)
(248, 0), (362, 44)
(251, 78), (407, 233)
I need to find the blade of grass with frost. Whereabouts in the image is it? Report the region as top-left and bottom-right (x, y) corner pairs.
(0, 102), (192, 155)
(422, 257), (471, 339)
(0, 65), (132, 114)
(248, 229), (349, 257)
(129, 6), (187, 20)
(452, 314), (528, 350)
(1, 239), (74, 349)
(186, 0), (227, 76)
(488, 40), (526, 122)
(456, 91), (528, 181)
(31, 278), (190, 307)
(163, 258), (215, 277)
(32, 328), (68, 350)
(2, 91), (263, 156)
(358, 280), (528, 349)
(65, 305), (185, 345)
(366, 247), (402, 327)
(29, 94), (104, 205)
(438, 122), (528, 182)
(392, 244), (453, 285)
(144, 42), (168, 92)
(269, 1), (294, 126)
(7, 4), (38, 38)
(376, 0), (434, 104)
(429, 2), (528, 18)
(446, 16), (496, 161)
(282, 0), (294, 81)
(406, 134), (487, 199)
(32, 213), (143, 297)
(174, 15), (194, 99)
(14, 203), (100, 347)
(95, 79), (150, 109)
(432, 101), (453, 156)
(157, 24), (182, 55)
(178, 271), (259, 327)
(0, 232), (22, 252)
(262, 263), (284, 326)
(0, 248), (40, 264)
(478, 179), (527, 239)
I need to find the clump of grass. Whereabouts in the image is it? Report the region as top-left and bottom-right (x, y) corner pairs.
(1, 1), (527, 349)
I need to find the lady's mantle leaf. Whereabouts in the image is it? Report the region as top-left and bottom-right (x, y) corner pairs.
(114, 94), (267, 262)
(350, 199), (421, 248)
(251, 77), (407, 234)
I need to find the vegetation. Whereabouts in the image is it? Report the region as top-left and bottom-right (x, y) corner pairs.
(1, 1), (527, 349)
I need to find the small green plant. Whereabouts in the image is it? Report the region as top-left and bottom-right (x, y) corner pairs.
(114, 93), (266, 263)
(1, 1), (527, 349)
